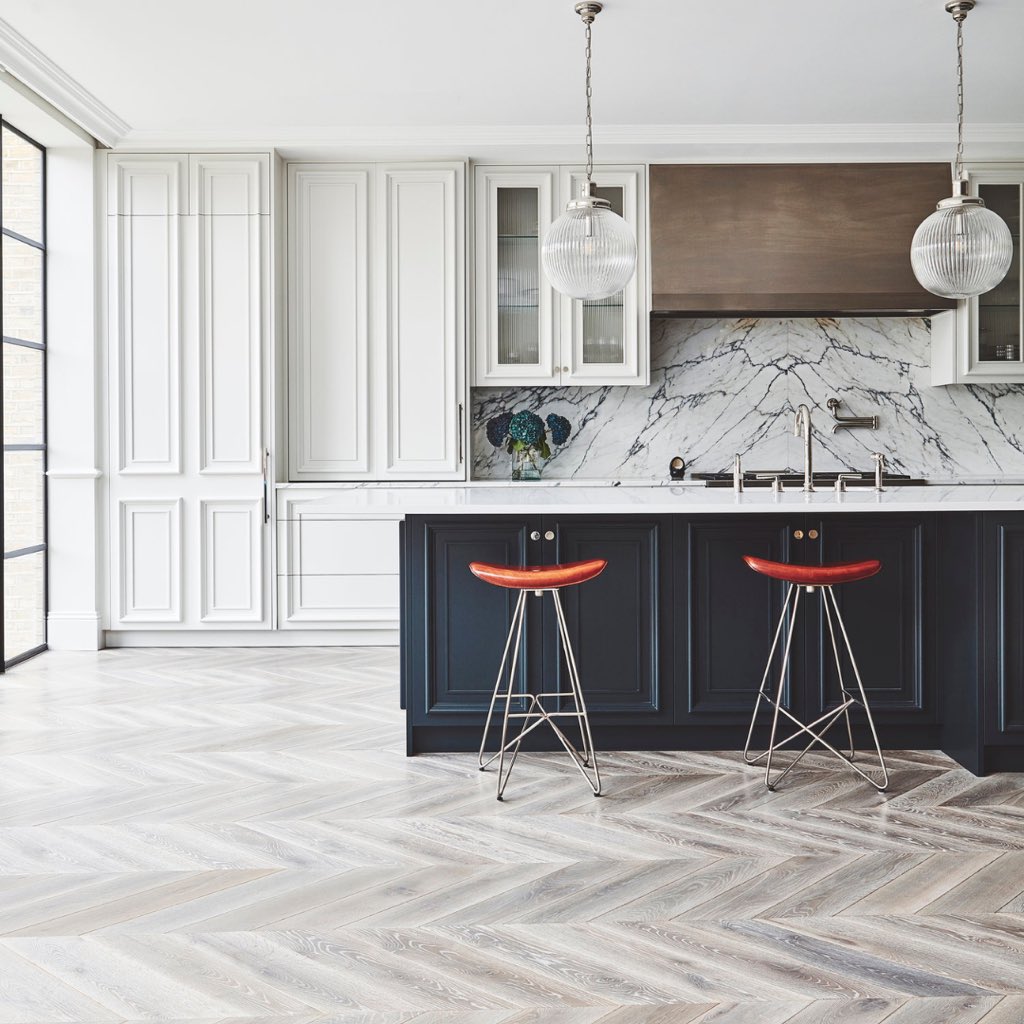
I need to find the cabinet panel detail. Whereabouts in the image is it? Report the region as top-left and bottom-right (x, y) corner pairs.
(190, 155), (270, 216)
(286, 519), (400, 577)
(198, 213), (263, 473)
(552, 519), (666, 718)
(111, 209), (182, 474)
(281, 574), (400, 626)
(993, 521), (1024, 733)
(108, 155), (188, 216)
(816, 519), (927, 717)
(380, 166), (463, 476)
(422, 521), (532, 717)
(118, 499), (182, 623)
(200, 499), (263, 623)
(684, 520), (794, 717)
(288, 166), (371, 477)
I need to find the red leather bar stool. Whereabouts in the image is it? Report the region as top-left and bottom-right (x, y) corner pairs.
(470, 559), (606, 800)
(742, 555), (889, 792)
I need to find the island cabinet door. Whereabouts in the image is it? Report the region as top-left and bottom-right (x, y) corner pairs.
(674, 516), (800, 726)
(983, 513), (1024, 745)
(810, 514), (936, 726)
(404, 516), (541, 725)
(543, 517), (673, 725)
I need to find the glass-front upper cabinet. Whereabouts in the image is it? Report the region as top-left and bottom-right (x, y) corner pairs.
(474, 168), (558, 385)
(473, 164), (649, 387)
(559, 167), (647, 384)
(933, 167), (1024, 384)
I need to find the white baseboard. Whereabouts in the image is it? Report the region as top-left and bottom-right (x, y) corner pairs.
(104, 629), (400, 648)
(47, 612), (103, 651)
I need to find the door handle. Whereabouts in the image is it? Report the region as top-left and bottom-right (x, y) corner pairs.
(458, 403), (464, 464)
(530, 531), (541, 541)
(793, 529), (804, 540)
(544, 530), (555, 541)
(262, 448), (271, 524)
(808, 529), (819, 540)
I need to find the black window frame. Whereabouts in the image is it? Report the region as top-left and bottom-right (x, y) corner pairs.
(0, 119), (47, 670)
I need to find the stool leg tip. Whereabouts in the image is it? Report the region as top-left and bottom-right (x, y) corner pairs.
(496, 795), (504, 802)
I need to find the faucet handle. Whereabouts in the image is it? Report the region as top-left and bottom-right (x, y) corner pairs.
(733, 453), (744, 493)
(871, 452), (887, 492)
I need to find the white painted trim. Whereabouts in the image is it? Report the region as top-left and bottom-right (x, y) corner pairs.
(0, 17), (129, 146)
(47, 612), (102, 651)
(116, 122), (1024, 153)
(46, 468), (102, 479)
(104, 630), (399, 647)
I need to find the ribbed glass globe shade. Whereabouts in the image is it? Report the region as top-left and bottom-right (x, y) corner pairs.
(542, 204), (637, 300)
(911, 202), (1013, 300)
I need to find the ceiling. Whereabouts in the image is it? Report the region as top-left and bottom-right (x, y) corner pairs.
(1, 0), (1023, 150)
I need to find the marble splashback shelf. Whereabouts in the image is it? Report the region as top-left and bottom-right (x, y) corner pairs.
(472, 317), (1024, 481)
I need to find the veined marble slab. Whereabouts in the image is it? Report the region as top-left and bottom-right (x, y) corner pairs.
(472, 317), (1024, 481)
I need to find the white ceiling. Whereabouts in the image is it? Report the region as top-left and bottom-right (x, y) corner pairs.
(1, 0), (1022, 150)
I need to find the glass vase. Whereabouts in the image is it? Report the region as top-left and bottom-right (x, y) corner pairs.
(511, 447), (543, 481)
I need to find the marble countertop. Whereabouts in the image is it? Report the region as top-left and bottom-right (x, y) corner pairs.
(280, 482), (1024, 516)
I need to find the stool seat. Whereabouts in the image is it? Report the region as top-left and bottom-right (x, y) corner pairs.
(470, 559), (607, 590)
(743, 555), (881, 587)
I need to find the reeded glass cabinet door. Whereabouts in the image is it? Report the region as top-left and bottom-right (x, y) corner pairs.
(473, 168), (557, 385)
(957, 172), (1024, 382)
(559, 167), (648, 385)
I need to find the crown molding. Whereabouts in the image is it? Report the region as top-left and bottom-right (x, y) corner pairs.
(115, 122), (1024, 161)
(0, 17), (129, 146)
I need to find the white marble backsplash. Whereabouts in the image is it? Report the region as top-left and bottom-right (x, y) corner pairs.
(472, 317), (1024, 481)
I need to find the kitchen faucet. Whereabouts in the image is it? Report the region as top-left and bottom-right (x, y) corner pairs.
(794, 404), (814, 492)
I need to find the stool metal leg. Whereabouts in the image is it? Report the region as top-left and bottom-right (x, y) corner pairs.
(825, 586), (889, 791)
(478, 587), (602, 800)
(745, 582), (889, 792)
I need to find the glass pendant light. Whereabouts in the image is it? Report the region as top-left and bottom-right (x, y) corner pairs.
(911, 0), (1012, 300)
(542, 2), (637, 301)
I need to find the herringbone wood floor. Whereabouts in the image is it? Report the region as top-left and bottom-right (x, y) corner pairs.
(0, 648), (1022, 1023)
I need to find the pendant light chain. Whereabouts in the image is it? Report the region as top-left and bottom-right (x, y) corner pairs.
(955, 15), (965, 182)
(584, 15), (594, 185)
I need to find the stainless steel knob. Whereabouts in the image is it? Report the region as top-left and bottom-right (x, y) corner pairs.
(808, 529), (819, 540)
(530, 531), (541, 541)
(794, 529), (804, 540)
(544, 530), (555, 541)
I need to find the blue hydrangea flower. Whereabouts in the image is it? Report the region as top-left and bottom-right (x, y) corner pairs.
(486, 411), (513, 447)
(509, 410), (545, 447)
(546, 414), (571, 446)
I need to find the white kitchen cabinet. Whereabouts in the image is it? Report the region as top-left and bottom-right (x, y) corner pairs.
(287, 161), (466, 481)
(932, 165), (1023, 385)
(107, 152), (272, 631)
(472, 163), (649, 387)
(276, 489), (401, 635)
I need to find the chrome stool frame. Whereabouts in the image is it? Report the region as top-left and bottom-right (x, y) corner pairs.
(743, 582), (889, 792)
(478, 587), (601, 801)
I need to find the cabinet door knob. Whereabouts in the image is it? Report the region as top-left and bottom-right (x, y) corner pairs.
(544, 530), (555, 541)
(808, 529), (819, 540)
(793, 529), (804, 540)
(530, 531), (541, 541)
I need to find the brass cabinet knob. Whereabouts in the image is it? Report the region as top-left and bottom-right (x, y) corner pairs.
(544, 530), (555, 541)
(808, 529), (819, 540)
(530, 531), (541, 541)
(793, 529), (804, 540)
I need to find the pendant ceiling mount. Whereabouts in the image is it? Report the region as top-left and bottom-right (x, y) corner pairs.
(910, 0), (1013, 300)
(542, 1), (637, 301)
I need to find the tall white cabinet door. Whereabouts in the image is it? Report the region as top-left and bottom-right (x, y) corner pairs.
(376, 163), (465, 478)
(288, 166), (372, 479)
(107, 152), (271, 631)
(558, 166), (649, 386)
(472, 167), (558, 386)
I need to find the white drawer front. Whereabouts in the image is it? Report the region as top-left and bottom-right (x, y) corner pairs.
(281, 573), (399, 626)
(285, 518), (400, 576)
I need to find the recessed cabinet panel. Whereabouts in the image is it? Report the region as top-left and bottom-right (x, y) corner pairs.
(198, 212), (264, 473)
(551, 518), (669, 720)
(108, 155), (188, 217)
(288, 166), (371, 477)
(815, 517), (930, 720)
(985, 517), (1024, 738)
(200, 499), (263, 623)
(110, 197), (182, 474)
(190, 154), (270, 215)
(118, 499), (182, 623)
(682, 519), (795, 719)
(380, 166), (464, 477)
